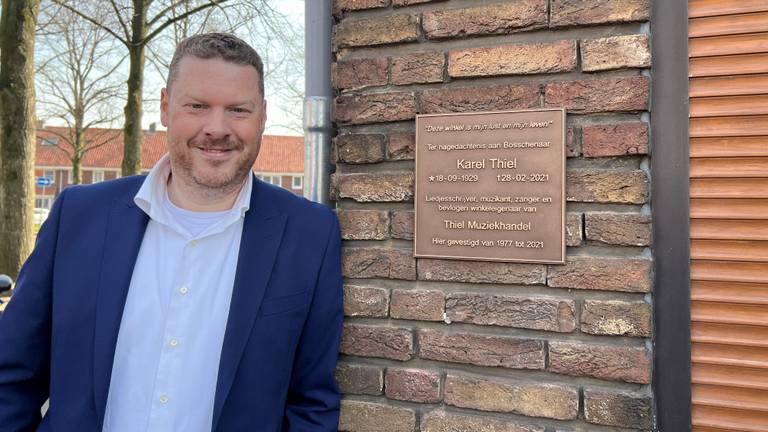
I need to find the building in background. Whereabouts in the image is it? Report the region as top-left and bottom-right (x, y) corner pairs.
(33, 127), (304, 209)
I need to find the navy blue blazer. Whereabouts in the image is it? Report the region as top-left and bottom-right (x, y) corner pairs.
(0, 175), (344, 431)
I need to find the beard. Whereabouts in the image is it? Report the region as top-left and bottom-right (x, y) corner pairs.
(171, 134), (258, 196)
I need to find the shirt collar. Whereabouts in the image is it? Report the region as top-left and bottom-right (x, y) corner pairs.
(134, 153), (253, 227)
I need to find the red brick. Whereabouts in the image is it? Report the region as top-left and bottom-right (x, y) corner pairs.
(418, 329), (545, 370)
(387, 133), (415, 161)
(582, 122), (649, 157)
(335, 134), (386, 164)
(342, 247), (416, 280)
(418, 258), (546, 285)
(343, 284), (390, 317)
(420, 84), (540, 114)
(334, 15), (419, 48)
(335, 362), (384, 395)
(334, 92), (416, 125)
(444, 373), (578, 420)
(329, 174), (339, 201)
(581, 299), (651, 337)
(341, 324), (414, 361)
(550, 0), (650, 27)
(582, 34), (651, 72)
(566, 212), (582, 247)
(336, 172), (414, 202)
(445, 293), (575, 332)
(547, 255), (652, 293)
(339, 400), (416, 432)
(390, 289), (445, 321)
(337, 209), (389, 240)
(390, 210), (414, 240)
(423, 1), (547, 39)
(334, 0), (389, 14)
(448, 40), (577, 78)
(421, 410), (545, 432)
(392, 52), (444, 85)
(585, 212), (651, 246)
(545, 76), (649, 113)
(548, 341), (651, 383)
(584, 388), (653, 429)
(566, 169), (648, 204)
(332, 58), (388, 90)
(385, 368), (442, 403)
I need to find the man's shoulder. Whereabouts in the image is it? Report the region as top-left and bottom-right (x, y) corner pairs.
(252, 179), (335, 224)
(59, 175), (145, 207)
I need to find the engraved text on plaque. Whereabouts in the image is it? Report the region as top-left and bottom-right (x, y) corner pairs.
(415, 109), (566, 264)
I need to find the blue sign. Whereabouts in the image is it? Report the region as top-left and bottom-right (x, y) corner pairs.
(36, 177), (54, 187)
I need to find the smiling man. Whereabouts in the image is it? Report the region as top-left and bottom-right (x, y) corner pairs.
(0, 33), (343, 432)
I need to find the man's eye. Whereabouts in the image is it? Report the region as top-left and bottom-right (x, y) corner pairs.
(231, 107), (250, 114)
(188, 104), (206, 110)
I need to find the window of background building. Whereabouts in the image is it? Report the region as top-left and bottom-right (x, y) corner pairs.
(292, 176), (302, 189)
(92, 170), (104, 183)
(43, 169), (55, 180)
(258, 175), (281, 185)
(35, 197), (52, 209)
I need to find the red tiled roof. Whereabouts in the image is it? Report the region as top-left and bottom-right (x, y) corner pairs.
(35, 127), (303, 174)
(253, 135), (304, 174)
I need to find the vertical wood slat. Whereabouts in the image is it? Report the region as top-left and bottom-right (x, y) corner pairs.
(690, 4), (768, 431)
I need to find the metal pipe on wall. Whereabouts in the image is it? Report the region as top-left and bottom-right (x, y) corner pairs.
(303, 0), (333, 205)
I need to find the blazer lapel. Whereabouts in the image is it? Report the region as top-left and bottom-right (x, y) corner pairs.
(92, 196), (149, 427)
(212, 180), (287, 430)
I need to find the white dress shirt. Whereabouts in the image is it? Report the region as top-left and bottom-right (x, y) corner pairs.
(102, 154), (252, 432)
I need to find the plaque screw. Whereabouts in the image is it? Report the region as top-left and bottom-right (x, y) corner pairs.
(442, 312), (452, 324)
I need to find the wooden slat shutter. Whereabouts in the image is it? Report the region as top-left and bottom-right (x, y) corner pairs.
(689, 1), (768, 431)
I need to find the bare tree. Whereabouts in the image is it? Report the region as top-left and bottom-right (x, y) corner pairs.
(51, 0), (237, 176)
(253, 13), (303, 135)
(36, 3), (124, 184)
(0, 0), (42, 278)
(52, 0), (296, 176)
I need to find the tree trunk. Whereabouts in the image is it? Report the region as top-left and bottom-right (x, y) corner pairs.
(0, 0), (41, 279)
(72, 159), (82, 185)
(121, 0), (148, 176)
(72, 125), (84, 185)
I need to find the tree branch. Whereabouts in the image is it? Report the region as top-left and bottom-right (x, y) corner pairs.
(50, 0), (128, 45)
(143, 0), (230, 45)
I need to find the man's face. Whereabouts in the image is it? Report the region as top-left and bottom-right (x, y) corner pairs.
(160, 56), (266, 194)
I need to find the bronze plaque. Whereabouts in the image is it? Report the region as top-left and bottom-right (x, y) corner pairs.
(415, 108), (565, 264)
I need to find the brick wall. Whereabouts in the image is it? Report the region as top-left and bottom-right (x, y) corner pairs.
(330, 1), (653, 431)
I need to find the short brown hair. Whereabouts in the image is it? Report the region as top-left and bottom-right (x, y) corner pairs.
(166, 32), (265, 97)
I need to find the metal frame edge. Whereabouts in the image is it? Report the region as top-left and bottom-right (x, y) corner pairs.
(651, 0), (692, 430)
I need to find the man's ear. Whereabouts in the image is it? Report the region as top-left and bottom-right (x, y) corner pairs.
(261, 99), (268, 130)
(160, 88), (169, 127)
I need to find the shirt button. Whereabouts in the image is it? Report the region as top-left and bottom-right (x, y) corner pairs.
(159, 395), (169, 404)
(169, 339), (179, 347)
(179, 286), (189, 295)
